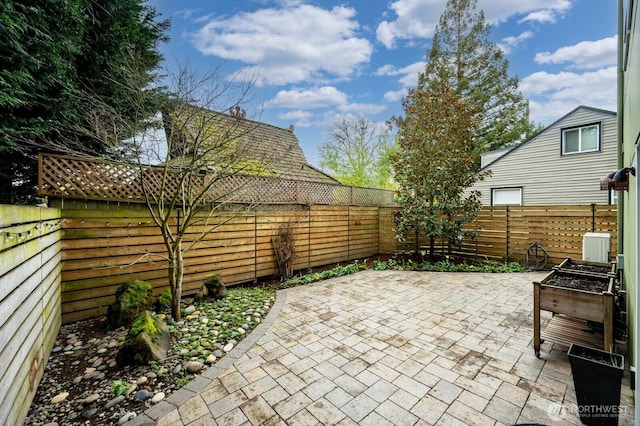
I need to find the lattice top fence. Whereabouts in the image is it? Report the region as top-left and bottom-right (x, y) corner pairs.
(38, 153), (397, 206)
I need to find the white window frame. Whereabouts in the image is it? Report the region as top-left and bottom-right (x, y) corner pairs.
(561, 123), (601, 155)
(491, 187), (522, 206)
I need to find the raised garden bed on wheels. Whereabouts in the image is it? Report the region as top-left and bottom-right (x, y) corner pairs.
(533, 262), (616, 357)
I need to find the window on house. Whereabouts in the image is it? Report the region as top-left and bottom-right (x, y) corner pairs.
(609, 189), (618, 205)
(492, 188), (522, 206)
(561, 124), (600, 155)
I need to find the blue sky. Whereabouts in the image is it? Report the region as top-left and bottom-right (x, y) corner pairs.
(149, 0), (617, 167)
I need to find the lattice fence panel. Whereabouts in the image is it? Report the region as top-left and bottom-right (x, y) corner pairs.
(39, 153), (397, 206)
(352, 187), (395, 206)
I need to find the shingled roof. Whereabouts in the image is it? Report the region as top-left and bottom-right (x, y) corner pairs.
(163, 104), (339, 184)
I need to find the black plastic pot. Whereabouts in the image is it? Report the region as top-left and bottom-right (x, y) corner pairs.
(568, 343), (624, 426)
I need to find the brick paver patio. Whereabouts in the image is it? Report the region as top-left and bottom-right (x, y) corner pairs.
(131, 270), (635, 425)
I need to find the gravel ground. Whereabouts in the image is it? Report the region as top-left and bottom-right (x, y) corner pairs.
(25, 287), (275, 426)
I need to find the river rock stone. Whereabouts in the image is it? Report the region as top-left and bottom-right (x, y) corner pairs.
(151, 392), (165, 404)
(187, 361), (203, 373)
(82, 393), (100, 404)
(133, 389), (154, 401)
(105, 395), (125, 409)
(82, 408), (98, 419)
(136, 376), (148, 386)
(206, 354), (217, 364)
(51, 392), (69, 404)
(118, 412), (137, 425)
(223, 343), (234, 353)
(184, 305), (196, 315)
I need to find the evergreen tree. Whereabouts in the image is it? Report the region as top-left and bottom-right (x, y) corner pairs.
(0, 0), (169, 204)
(390, 82), (488, 254)
(418, 0), (539, 155)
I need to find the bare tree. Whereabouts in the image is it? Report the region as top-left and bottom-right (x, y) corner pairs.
(36, 64), (273, 320)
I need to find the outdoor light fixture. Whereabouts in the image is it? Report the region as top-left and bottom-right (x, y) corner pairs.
(611, 166), (636, 183)
(601, 166), (636, 191)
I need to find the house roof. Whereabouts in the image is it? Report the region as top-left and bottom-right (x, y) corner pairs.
(479, 105), (616, 172)
(163, 105), (340, 184)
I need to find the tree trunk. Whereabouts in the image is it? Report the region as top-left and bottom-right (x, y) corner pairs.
(168, 246), (184, 321)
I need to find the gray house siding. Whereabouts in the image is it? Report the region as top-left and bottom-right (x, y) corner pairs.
(471, 106), (617, 206)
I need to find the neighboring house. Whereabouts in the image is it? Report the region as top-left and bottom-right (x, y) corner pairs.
(471, 106), (617, 206)
(162, 104), (339, 184)
(619, 0), (639, 410)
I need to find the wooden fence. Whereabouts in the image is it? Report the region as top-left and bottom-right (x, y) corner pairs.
(54, 202), (617, 323)
(0, 205), (61, 426)
(380, 205), (618, 267)
(54, 201), (381, 323)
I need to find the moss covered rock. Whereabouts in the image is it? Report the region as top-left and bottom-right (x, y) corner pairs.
(200, 274), (227, 302)
(116, 311), (170, 366)
(156, 288), (172, 312)
(107, 280), (154, 329)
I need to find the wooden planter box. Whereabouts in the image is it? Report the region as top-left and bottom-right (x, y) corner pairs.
(533, 264), (615, 357)
(553, 258), (616, 278)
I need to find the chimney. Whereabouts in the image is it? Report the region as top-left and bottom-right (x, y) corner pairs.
(288, 124), (294, 133)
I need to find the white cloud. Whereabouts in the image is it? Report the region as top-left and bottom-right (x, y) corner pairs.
(384, 89), (407, 102)
(268, 87), (348, 109)
(337, 103), (387, 115)
(499, 31), (534, 54)
(518, 10), (557, 24)
(278, 110), (313, 120)
(193, 4), (372, 85)
(534, 36), (617, 70)
(376, 61), (426, 88)
(376, 0), (572, 48)
(520, 67), (617, 124)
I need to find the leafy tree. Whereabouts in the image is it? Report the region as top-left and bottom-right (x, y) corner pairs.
(418, 0), (540, 155)
(319, 116), (395, 189)
(0, 0), (169, 204)
(390, 82), (489, 254)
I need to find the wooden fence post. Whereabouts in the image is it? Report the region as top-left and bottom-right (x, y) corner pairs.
(506, 205), (510, 262)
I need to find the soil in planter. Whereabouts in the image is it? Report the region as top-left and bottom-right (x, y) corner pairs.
(561, 259), (611, 274)
(546, 275), (609, 293)
(571, 344), (622, 367)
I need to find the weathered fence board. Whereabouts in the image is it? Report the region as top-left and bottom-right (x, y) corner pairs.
(0, 205), (61, 426)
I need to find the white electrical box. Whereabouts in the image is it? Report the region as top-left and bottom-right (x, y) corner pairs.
(582, 232), (611, 263)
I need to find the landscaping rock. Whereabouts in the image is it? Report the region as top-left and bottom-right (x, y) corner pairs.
(198, 274), (228, 302)
(118, 412), (137, 425)
(187, 361), (203, 373)
(116, 311), (170, 366)
(107, 281), (154, 329)
(51, 392), (69, 404)
(151, 392), (165, 404)
(133, 389), (154, 401)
